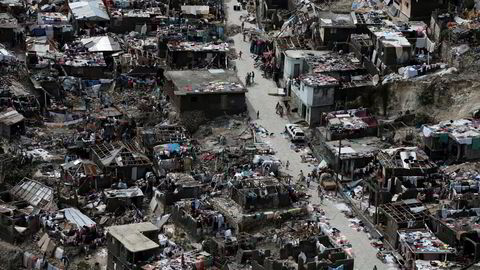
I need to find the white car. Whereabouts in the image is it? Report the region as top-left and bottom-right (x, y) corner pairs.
(285, 124), (306, 141)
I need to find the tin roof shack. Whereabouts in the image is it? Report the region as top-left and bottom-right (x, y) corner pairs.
(0, 13), (18, 46)
(422, 119), (480, 162)
(318, 108), (378, 141)
(171, 198), (227, 240)
(164, 69), (247, 118)
(322, 137), (385, 180)
(103, 187), (144, 212)
(68, 0), (110, 32)
(61, 159), (104, 194)
(430, 208), (480, 262)
(32, 13), (74, 44)
(230, 176), (291, 212)
(166, 41), (228, 69)
(107, 222), (160, 270)
(397, 229), (455, 269)
(377, 199), (427, 247)
(373, 147), (439, 204)
(0, 179), (54, 243)
(316, 11), (357, 50)
(91, 142), (152, 182)
(136, 125), (187, 155)
(368, 24), (412, 74)
(0, 108), (24, 139)
(290, 73), (339, 126)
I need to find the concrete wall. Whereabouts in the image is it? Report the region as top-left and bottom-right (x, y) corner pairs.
(179, 92), (246, 118)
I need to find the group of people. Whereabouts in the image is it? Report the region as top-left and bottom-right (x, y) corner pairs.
(246, 71), (255, 86)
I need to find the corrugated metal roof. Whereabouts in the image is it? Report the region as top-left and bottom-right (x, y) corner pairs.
(62, 208), (96, 228)
(10, 178), (54, 210)
(69, 0), (109, 21)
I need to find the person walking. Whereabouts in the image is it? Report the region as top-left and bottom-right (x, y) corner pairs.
(307, 173), (311, 188)
(241, 21), (245, 31)
(318, 187), (324, 204)
(251, 71), (255, 83)
(238, 51), (242, 59)
(285, 160), (290, 170)
(298, 170), (305, 182)
(256, 110), (260, 119)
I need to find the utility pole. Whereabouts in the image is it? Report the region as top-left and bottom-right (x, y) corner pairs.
(335, 139), (342, 196)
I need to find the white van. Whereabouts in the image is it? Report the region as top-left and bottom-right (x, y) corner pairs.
(285, 124), (306, 141)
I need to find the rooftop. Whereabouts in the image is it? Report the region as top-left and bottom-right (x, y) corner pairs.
(68, 0), (110, 21)
(381, 199), (426, 223)
(108, 222), (159, 253)
(368, 25), (411, 48)
(91, 142), (152, 167)
(306, 52), (363, 73)
(284, 50), (328, 59)
(10, 178), (54, 210)
(324, 137), (386, 160)
(61, 207), (96, 228)
(0, 108), (24, 125)
(167, 41), (229, 52)
(318, 11), (355, 28)
(398, 229), (455, 254)
(378, 147), (437, 171)
(80, 36), (122, 52)
(104, 187), (144, 198)
(325, 108), (377, 131)
(166, 69), (246, 95)
(299, 73), (339, 87)
(423, 119), (480, 145)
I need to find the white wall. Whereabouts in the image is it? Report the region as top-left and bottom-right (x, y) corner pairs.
(291, 82), (334, 107)
(283, 54), (304, 82)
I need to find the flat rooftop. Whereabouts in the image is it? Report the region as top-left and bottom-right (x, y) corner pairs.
(299, 74), (339, 87)
(108, 222), (159, 253)
(167, 41), (229, 52)
(166, 69), (246, 95)
(284, 50), (328, 59)
(324, 137), (386, 160)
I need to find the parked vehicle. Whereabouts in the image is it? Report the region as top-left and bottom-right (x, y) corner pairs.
(285, 124), (306, 141)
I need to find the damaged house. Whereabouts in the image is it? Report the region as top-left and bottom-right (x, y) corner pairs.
(377, 199), (427, 247)
(315, 11), (357, 50)
(368, 147), (438, 205)
(0, 178), (54, 243)
(285, 50), (373, 125)
(0, 108), (25, 139)
(0, 12), (18, 46)
(164, 69), (247, 118)
(90, 142), (152, 182)
(322, 137), (385, 180)
(430, 208), (480, 262)
(422, 119), (480, 162)
(107, 222), (160, 270)
(171, 198), (227, 240)
(166, 41), (228, 69)
(318, 108), (378, 141)
(60, 159), (104, 194)
(136, 125), (188, 155)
